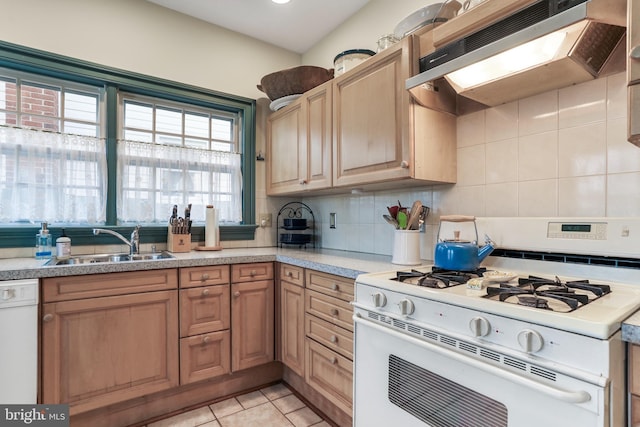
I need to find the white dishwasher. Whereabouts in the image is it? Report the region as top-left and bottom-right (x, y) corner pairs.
(0, 278), (38, 404)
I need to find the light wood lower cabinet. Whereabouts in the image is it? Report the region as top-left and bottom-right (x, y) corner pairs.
(41, 270), (179, 415)
(305, 338), (353, 415)
(629, 343), (640, 426)
(231, 263), (275, 372)
(179, 330), (230, 385)
(280, 265), (305, 376)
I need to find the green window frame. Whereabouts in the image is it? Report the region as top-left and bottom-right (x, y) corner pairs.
(0, 41), (257, 248)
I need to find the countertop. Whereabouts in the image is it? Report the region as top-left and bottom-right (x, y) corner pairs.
(623, 311), (640, 345)
(0, 247), (419, 281)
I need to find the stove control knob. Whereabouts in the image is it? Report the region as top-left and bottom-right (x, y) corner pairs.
(517, 329), (544, 353)
(469, 317), (491, 337)
(397, 298), (415, 316)
(372, 292), (387, 308)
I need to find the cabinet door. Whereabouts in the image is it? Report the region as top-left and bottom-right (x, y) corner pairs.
(281, 280), (305, 376)
(267, 100), (305, 194)
(333, 37), (414, 187)
(180, 285), (230, 337)
(41, 290), (179, 415)
(305, 338), (353, 414)
(266, 83), (332, 195)
(231, 280), (274, 371)
(180, 331), (230, 385)
(302, 82), (332, 191)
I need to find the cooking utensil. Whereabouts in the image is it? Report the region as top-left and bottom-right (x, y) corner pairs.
(387, 206), (399, 219)
(397, 211), (408, 230)
(383, 214), (399, 229)
(407, 200), (423, 230)
(434, 215), (494, 271)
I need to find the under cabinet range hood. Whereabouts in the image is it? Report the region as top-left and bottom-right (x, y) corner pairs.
(406, 0), (626, 107)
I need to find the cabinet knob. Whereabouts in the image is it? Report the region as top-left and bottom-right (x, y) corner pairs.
(201, 273), (209, 281)
(202, 288), (210, 296)
(400, 160), (409, 169)
(43, 314), (54, 322)
(331, 283), (339, 291)
(250, 270), (257, 277)
(234, 291), (241, 298)
(631, 45), (640, 60)
(330, 335), (338, 343)
(287, 271), (293, 277)
(330, 356), (338, 365)
(203, 336), (211, 344)
(330, 308), (339, 316)
(299, 179), (307, 185)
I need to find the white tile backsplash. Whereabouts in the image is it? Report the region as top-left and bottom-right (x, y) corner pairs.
(558, 175), (606, 217)
(559, 77), (607, 128)
(558, 121), (607, 177)
(485, 101), (518, 142)
(518, 131), (558, 181)
(518, 90), (558, 136)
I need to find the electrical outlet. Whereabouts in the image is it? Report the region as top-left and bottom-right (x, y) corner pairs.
(260, 213), (272, 227)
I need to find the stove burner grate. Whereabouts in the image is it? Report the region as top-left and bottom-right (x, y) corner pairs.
(394, 268), (486, 289)
(485, 275), (612, 312)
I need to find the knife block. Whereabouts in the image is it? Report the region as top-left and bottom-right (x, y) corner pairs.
(167, 229), (191, 253)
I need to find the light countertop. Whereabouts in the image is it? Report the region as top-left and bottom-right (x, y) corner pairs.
(0, 247), (424, 281)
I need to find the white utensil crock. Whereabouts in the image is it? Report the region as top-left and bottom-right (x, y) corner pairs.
(392, 229), (421, 265)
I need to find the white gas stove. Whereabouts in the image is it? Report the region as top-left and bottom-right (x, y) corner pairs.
(353, 217), (640, 427)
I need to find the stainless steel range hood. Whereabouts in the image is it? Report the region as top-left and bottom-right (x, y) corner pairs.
(406, 0), (626, 107)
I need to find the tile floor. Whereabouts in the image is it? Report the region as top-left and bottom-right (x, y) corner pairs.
(144, 383), (333, 427)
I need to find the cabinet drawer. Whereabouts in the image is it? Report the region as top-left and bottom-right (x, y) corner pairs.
(180, 331), (230, 385)
(631, 344), (640, 394)
(232, 262), (274, 283)
(305, 338), (352, 414)
(180, 285), (230, 337)
(305, 290), (353, 332)
(42, 269), (178, 302)
(306, 270), (353, 301)
(306, 315), (353, 360)
(280, 264), (304, 287)
(180, 265), (230, 288)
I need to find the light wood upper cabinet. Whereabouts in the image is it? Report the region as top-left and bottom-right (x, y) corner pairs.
(333, 37), (414, 187)
(629, 0), (640, 146)
(266, 82), (332, 195)
(41, 271), (179, 415)
(332, 35), (456, 188)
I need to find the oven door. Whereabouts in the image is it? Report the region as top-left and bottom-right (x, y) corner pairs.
(353, 314), (609, 427)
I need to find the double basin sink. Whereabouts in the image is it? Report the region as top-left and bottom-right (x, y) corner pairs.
(47, 252), (174, 266)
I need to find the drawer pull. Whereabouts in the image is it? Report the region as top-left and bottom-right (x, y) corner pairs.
(201, 273), (210, 281)
(203, 336), (211, 344)
(330, 356), (338, 365)
(234, 291), (241, 298)
(330, 335), (338, 343)
(202, 289), (210, 296)
(331, 283), (339, 291)
(43, 313), (54, 322)
(330, 308), (339, 316)
(287, 271), (293, 277)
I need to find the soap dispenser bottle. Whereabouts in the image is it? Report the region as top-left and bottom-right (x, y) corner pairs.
(56, 228), (71, 259)
(35, 222), (53, 260)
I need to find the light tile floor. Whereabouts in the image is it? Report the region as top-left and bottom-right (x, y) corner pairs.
(145, 383), (333, 427)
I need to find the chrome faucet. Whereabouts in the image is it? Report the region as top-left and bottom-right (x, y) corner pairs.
(93, 225), (141, 255)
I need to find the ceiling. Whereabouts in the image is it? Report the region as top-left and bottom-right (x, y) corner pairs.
(146, 0), (371, 54)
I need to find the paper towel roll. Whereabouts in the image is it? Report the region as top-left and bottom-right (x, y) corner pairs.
(205, 205), (219, 247)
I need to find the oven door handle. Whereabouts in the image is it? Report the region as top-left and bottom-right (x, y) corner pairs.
(353, 314), (592, 404)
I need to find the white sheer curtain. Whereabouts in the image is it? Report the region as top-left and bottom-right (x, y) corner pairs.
(0, 126), (107, 224)
(117, 139), (242, 224)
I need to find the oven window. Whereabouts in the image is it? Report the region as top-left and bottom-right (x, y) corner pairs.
(389, 354), (508, 427)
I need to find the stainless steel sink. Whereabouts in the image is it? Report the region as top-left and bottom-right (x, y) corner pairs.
(47, 252), (174, 265)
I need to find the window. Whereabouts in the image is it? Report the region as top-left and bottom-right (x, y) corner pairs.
(0, 41), (256, 247)
(117, 95), (243, 224)
(0, 70), (106, 224)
